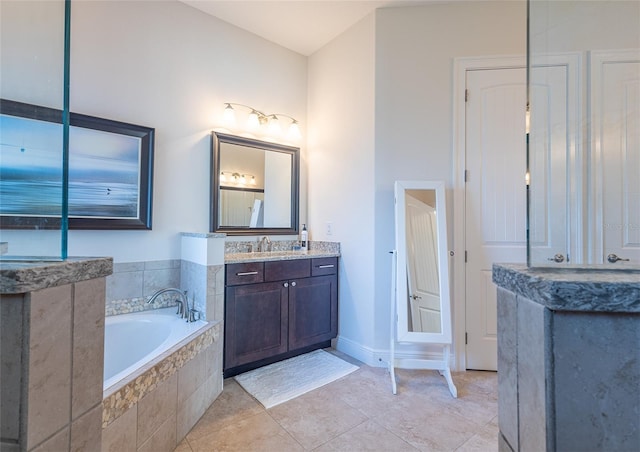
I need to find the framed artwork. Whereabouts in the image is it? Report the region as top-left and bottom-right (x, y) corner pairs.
(0, 99), (154, 229)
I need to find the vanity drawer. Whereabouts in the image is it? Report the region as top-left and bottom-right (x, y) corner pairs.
(265, 259), (310, 282)
(226, 262), (264, 286)
(311, 257), (338, 276)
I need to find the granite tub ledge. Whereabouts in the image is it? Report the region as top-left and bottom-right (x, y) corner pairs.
(492, 263), (640, 313)
(0, 257), (113, 294)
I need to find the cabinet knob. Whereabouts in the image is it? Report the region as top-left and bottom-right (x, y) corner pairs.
(291, 281), (297, 287)
(283, 282), (289, 288)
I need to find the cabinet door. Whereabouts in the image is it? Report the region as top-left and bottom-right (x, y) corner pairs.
(225, 281), (288, 369)
(288, 275), (338, 350)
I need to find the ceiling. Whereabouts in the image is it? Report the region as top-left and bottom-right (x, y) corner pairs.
(180, 0), (435, 56)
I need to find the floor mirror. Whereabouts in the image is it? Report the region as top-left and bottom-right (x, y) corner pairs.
(391, 180), (457, 397)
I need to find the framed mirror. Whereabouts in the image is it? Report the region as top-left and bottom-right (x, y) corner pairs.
(394, 180), (452, 344)
(210, 132), (299, 235)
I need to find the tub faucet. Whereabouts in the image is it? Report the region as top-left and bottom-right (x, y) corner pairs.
(259, 236), (271, 252)
(147, 287), (189, 319)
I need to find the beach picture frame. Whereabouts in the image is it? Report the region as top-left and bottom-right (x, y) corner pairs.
(0, 99), (154, 230)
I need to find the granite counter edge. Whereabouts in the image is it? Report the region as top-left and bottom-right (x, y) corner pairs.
(1, 257), (114, 294)
(492, 263), (640, 313)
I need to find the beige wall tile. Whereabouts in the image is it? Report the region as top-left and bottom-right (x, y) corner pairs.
(176, 382), (209, 442)
(1, 294), (24, 441)
(204, 369), (223, 409)
(177, 350), (206, 406)
(102, 403), (137, 452)
(204, 327), (222, 378)
(25, 285), (72, 450)
(30, 427), (69, 452)
(72, 278), (106, 419)
(137, 373), (177, 447)
(70, 403), (102, 452)
(137, 413), (177, 452)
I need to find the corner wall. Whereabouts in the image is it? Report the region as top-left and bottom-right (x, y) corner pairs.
(307, 14), (377, 361)
(308, 1), (527, 367)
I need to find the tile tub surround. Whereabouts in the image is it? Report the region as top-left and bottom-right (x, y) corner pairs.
(102, 320), (223, 452)
(0, 257), (112, 452)
(493, 264), (640, 452)
(106, 259), (182, 316)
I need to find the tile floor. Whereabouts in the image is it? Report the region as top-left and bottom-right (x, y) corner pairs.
(175, 351), (498, 452)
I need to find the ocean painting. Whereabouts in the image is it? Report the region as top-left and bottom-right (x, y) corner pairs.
(0, 108), (152, 228)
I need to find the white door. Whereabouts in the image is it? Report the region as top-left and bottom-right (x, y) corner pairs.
(406, 194), (441, 333)
(591, 50), (640, 265)
(464, 64), (572, 370)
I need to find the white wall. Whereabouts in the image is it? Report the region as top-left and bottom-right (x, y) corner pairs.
(374, 2), (526, 362)
(307, 14), (377, 361)
(1, 0), (307, 262)
(307, 1), (526, 366)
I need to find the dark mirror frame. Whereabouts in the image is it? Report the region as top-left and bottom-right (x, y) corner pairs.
(210, 131), (300, 236)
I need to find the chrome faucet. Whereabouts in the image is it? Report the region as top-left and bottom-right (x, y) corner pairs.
(147, 287), (189, 319)
(258, 236), (272, 252)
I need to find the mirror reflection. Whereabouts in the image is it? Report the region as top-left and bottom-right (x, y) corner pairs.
(394, 180), (452, 344)
(210, 132), (299, 235)
(405, 189), (441, 333)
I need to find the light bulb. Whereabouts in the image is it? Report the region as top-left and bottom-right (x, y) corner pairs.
(240, 174), (247, 184)
(220, 172), (227, 182)
(250, 175), (256, 185)
(223, 104), (235, 123)
(288, 120), (301, 140)
(247, 110), (260, 129)
(268, 115), (281, 135)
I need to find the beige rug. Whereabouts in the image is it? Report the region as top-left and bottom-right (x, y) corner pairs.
(234, 349), (359, 409)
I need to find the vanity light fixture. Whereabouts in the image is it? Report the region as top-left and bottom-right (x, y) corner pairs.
(223, 103), (301, 139)
(220, 171), (257, 187)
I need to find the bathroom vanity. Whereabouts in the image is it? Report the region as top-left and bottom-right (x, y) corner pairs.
(493, 264), (639, 452)
(223, 252), (339, 377)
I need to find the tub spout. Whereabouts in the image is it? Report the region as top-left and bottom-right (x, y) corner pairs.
(147, 287), (189, 319)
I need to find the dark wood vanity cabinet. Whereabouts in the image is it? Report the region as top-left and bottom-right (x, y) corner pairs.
(224, 257), (338, 376)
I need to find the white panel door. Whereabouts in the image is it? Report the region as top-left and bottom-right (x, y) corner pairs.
(464, 64), (571, 370)
(591, 50), (640, 265)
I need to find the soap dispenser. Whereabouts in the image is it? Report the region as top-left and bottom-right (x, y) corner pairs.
(300, 224), (308, 253)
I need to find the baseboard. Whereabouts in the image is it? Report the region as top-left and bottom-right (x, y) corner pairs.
(335, 335), (458, 370)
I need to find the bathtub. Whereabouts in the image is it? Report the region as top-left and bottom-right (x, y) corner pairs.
(103, 307), (208, 391)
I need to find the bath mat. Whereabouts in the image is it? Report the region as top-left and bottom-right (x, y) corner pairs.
(234, 349), (359, 409)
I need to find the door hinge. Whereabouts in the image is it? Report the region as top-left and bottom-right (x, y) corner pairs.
(465, 332), (468, 344)
(465, 250), (468, 263)
(465, 89), (469, 102)
(464, 169), (469, 182)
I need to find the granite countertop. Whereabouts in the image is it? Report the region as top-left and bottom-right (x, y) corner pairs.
(0, 257), (113, 294)
(225, 249), (340, 264)
(493, 263), (640, 313)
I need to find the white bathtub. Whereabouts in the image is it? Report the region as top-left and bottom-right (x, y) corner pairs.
(103, 307), (208, 391)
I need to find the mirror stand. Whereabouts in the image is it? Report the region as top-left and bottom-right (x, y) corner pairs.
(389, 251), (458, 398)
(390, 180), (458, 398)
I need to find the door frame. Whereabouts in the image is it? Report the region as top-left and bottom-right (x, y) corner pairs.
(452, 54), (581, 371)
